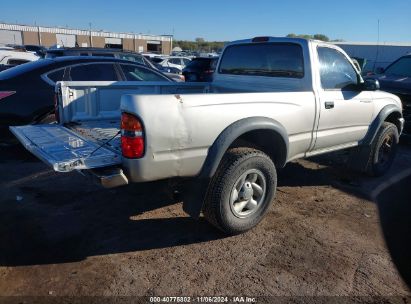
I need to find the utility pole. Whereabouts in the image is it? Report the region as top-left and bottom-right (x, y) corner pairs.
(89, 22), (92, 47)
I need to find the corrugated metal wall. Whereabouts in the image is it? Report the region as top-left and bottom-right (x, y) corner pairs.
(0, 30), (23, 45)
(337, 44), (411, 72)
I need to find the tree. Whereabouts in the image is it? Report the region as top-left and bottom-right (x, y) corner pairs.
(313, 34), (330, 42)
(286, 33), (330, 41)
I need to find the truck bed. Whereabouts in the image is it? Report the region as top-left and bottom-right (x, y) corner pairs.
(68, 120), (121, 154)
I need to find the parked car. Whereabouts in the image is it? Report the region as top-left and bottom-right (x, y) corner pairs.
(46, 47), (147, 65)
(46, 47), (184, 82)
(11, 37), (404, 234)
(0, 48), (40, 67)
(144, 59), (185, 82)
(367, 54), (411, 138)
(23, 45), (47, 57)
(182, 57), (218, 82)
(154, 56), (191, 71)
(6, 44), (47, 57)
(0, 56), (172, 139)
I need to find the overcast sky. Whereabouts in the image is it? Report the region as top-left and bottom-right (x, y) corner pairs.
(2, 0), (411, 42)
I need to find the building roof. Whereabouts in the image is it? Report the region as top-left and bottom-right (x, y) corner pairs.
(0, 22), (172, 42)
(331, 41), (411, 47)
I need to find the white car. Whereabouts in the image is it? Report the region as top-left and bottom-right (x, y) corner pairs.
(0, 48), (40, 66)
(155, 56), (191, 71)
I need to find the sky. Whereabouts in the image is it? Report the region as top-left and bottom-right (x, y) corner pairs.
(1, 0), (411, 42)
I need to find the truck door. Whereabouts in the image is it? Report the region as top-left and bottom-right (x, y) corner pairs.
(313, 46), (374, 150)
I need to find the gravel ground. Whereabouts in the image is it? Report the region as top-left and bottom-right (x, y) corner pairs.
(0, 143), (410, 302)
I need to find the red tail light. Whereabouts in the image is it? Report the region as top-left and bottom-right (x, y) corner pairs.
(121, 112), (145, 158)
(0, 91), (16, 101)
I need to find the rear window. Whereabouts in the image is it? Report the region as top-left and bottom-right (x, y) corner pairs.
(120, 64), (169, 82)
(187, 58), (213, 68)
(0, 59), (53, 80)
(219, 43), (304, 78)
(69, 63), (118, 81)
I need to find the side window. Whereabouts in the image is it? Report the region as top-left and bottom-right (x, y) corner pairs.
(47, 68), (66, 82)
(120, 64), (169, 82)
(317, 47), (358, 90)
(182, 58), (191, 65)
(69, 63), (118, 81)
(7, 59), (30, 65)
(169, 58), (180, 65)
(118, 54), (144, 64)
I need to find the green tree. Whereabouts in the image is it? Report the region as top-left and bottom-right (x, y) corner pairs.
(313, 34), (330, 41)
(286, 33), (331, 41)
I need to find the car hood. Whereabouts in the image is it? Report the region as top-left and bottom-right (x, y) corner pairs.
(372, 74), (411, 95)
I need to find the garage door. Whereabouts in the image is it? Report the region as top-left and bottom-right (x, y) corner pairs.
(56, 34), (76, 47)
(105, 37), (122, 45)
(0, 30), (23, 45)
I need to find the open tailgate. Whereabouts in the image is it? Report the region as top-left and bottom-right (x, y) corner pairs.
(10, 124), (121, 172)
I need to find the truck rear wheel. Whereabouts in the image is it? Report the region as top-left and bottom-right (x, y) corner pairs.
(367, 122), (399, 177)
(203, 148), (277, 234)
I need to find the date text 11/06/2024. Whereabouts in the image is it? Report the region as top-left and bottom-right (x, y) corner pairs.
(149, 296), (257, 303)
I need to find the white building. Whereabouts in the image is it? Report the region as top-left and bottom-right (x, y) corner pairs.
(333, 41), (411, 73)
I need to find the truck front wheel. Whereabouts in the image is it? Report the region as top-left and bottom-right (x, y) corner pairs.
(367, 122), (399, 177)
(203, 148), (277, 234)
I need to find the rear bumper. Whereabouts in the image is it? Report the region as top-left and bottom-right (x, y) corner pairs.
(82, 167), (129, 188)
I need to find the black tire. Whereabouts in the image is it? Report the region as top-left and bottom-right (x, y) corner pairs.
(203, 147), (277, 234)
(367, 122), (399, 177)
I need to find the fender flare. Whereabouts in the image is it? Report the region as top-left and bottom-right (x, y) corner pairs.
(361, 104), (403, 146)
(348, 104), (403, 172)
(198, 116), (289, 179)
(182, 117), (288, 218)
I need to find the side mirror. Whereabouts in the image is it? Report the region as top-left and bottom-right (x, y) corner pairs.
(375, 67), (385, 74)
(363, 79), (380, 91)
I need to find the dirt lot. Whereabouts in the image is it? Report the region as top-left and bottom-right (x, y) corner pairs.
(0, 143), (410, 301)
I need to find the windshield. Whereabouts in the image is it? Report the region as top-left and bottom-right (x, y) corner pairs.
(384, 57), (411, 77)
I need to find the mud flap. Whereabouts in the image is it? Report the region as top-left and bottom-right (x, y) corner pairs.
(10, 124), (121, 172)
(181, 178), (210, 219)
(347, 145), (371, 172)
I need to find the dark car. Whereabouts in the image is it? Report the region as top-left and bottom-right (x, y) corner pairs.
(182, 57), (218, 82)
(0, 56), (172, 139)
(46, 47), (147, 65)
(369, 54), (411, 138)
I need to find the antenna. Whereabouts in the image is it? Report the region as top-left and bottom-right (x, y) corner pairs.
(373, 19), (380, 72)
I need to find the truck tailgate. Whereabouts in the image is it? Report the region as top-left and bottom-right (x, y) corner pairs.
(10, 124), (121, 172)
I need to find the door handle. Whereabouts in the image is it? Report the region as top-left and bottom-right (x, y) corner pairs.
(325, 101), (334, 109)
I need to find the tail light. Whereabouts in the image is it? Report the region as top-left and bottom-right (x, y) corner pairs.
(0, 91), (16, 101)
(121, 112), (145, 158)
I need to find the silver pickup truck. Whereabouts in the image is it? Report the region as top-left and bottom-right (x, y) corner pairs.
(11, 37), (404, 234)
